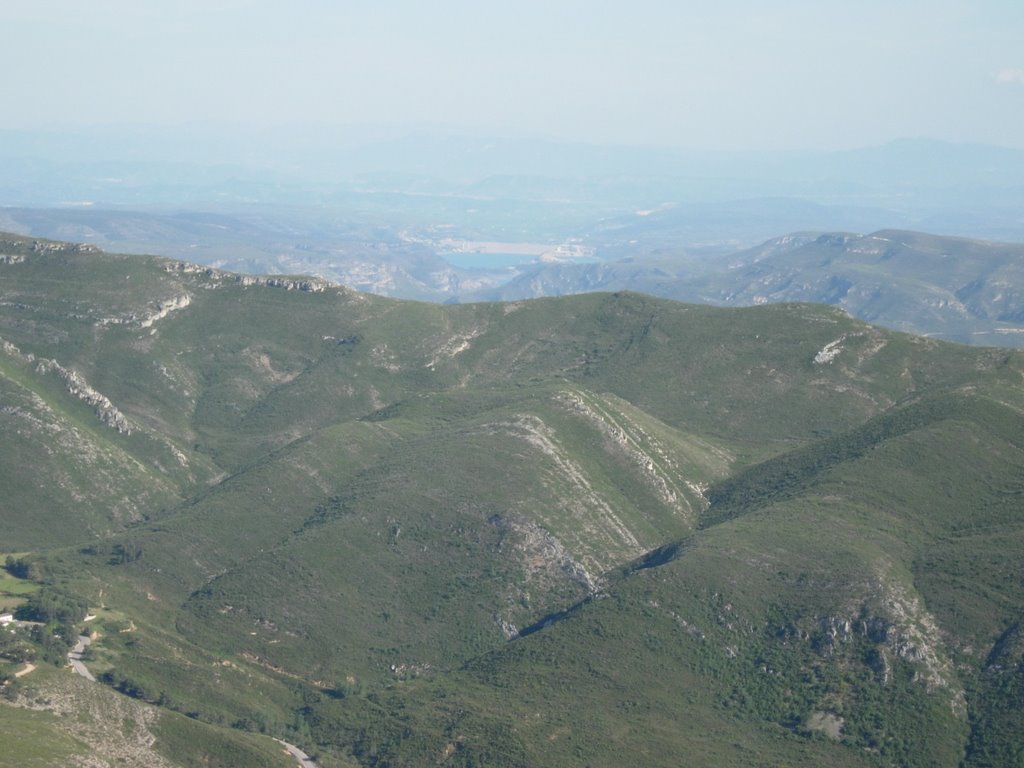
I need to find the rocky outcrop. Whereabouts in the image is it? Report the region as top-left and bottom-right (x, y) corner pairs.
(485, 414), (644, 571)
(162, 261), (215, 276)
(34, 359), (131, 434)
(235, 275), (329, 292)
(813, 336), (845, 364)
(30, 240), (100, 254)
(162, 261), (332, 293)
(777, 576), (966, 718)
(140, 295), (191, 328)
(425, 327), (483, 369)
(878, 581), (957, 695)
(802, 601), (952, 689)
(98, 294), (192, 329)
(0, 336), (31, 361)
(488, 511), (601, 642)
(0, 238), (100, 258)
(555, 390), (710, 519)
(490, 513), (600, 595)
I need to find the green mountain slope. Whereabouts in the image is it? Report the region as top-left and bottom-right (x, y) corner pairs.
(2, 233), (1023, 766)
(0, 663), (314, 767)
(285, 390), (1024, 767)
(711, 230), (1024, 346)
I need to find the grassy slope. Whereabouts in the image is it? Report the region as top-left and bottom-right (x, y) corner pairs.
(3, 235), (1024, 765)
(0, 664), (300, 768)
(288, 387), (1022, 766)
(713, 230), (1024, 345)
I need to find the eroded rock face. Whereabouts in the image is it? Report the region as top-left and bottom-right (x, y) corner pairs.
(1, 236), (98, 264)
(235, 275), (329, 292)
(488, 513), (600, 595)
(484, 413), (644, 571)
(0, 238), (99, 257)
(34, 359), (132, 434)
(30, 240), (100, 255)
(877, 580), (958, 693)
(778, 580), (967, 720)
(487, 512), (600, 640)
(554, 389), (708, 519)
(140, 295), (191, 328)
(799, 600), (953, 689)
(7, 674), (178, 768)
(163, 260), (333, 293)
(97, 294), (193, 329)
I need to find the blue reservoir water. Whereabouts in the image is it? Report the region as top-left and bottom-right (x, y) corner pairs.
(442, 252), (534, 269)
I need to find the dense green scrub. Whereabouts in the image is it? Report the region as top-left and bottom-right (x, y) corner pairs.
(2, 234), (1023, 766)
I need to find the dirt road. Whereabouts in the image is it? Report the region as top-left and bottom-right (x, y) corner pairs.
(68, 635), (95, 681)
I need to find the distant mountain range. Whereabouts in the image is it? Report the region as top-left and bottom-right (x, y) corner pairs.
(474, 229), (1024, 347)
(1, 233), (1023, 766)
(4, 130), (1024, 349)
(5, 196), (1024, 346)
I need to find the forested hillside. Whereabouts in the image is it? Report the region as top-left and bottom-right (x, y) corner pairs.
(2, 234), (1022, 766)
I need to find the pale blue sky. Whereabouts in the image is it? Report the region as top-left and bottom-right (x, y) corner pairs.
(3, 0), (1023, 150)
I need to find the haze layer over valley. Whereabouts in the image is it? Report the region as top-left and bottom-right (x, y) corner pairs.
(5, 131), (1024, 346)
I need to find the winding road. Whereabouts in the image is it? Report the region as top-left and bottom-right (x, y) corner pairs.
(68, 635), (95, 681)
(274, 738), (317, 767)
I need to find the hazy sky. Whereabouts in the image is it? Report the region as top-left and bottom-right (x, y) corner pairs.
(3, 0), (1023, 150)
